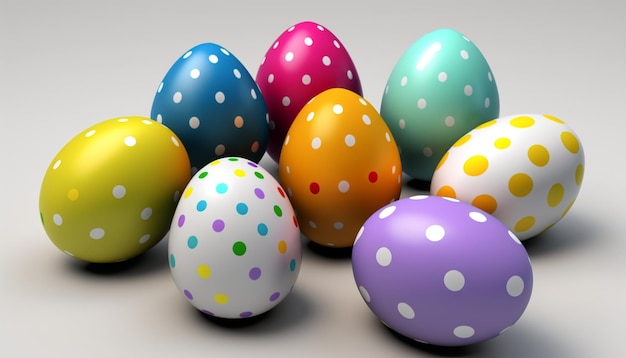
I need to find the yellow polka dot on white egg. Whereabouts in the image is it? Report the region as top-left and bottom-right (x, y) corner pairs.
(430, 113), (585, 240)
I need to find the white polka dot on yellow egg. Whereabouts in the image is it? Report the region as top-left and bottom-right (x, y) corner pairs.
(430, 114), (585, 240)
(38, 116), (191, 263)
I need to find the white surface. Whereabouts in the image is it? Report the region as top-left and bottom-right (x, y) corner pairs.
(2, 1), (624, 357)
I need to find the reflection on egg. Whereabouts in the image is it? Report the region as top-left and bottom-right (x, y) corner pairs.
(381, 28), (499, 182)
(151, 43), (269, 173)
(352, 195), (533, 346)
(168, 157), (301, 319)
(39, 116), (191, 263)
(278, 88), (402, 248)
(257, 21), (363, 163)
(431, 114), (585, 240)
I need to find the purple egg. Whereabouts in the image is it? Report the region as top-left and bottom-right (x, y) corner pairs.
(351, 195), (533, 346)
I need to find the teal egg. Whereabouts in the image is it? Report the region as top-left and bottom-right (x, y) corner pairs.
(380, 28), (499, 182)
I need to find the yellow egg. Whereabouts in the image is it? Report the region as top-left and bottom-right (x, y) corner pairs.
(39, 116), (191, 263)
(278, 88), (402, 248)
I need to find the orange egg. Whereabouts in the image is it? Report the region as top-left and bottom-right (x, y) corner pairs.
(278, 88), (402, 248)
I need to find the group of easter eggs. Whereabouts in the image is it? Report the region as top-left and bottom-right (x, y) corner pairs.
(39, 21), (584, 347)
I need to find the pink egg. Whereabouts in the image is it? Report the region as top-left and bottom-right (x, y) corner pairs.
(256, 21), (363, 162)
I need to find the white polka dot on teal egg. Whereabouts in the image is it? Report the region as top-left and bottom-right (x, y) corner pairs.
(380, 28), (500, 181)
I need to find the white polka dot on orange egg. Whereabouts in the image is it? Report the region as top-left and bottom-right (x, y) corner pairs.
(277, 88), (402, 248)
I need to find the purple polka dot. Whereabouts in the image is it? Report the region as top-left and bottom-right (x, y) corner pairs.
(201, 309), (214, 316)
(212, 219), (225, 232)
(178, 215), (185, 227)
(184, 289), (193, 300)
(249, 267), (262, 280)
(254, 188), (265, 199)
(269, 292), (280, 302)
(247, 161), (258, 168)
(240, 311), (253, 318)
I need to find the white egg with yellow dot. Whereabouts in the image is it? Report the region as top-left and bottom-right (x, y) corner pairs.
(431, 114), (584, 240)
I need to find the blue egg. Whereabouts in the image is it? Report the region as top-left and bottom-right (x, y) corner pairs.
(151, 43), (269, 172)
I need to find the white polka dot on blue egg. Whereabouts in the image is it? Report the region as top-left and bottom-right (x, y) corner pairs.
(151, 43), (270, 173)
(168, 157), (302, 319)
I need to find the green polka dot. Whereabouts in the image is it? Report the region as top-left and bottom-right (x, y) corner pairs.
(233, 241), (247, 256)
(273, 205), (283, 217)
(40, 212), (44, 225)
(187, 236), (198, 249)
(254, 171), (264, 179)
(198, 171), (208, 179)
(228, 157), (239, 161)
(170, 254), (176, 268)
(216, 183), (228, 194)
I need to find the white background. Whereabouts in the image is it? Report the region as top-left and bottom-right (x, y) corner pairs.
(2, 1), (624, 357)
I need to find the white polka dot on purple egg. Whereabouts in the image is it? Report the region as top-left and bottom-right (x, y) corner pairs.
(352, 195), (533, 346)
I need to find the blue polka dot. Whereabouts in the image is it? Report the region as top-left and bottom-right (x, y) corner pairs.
(236, 202), (249, 215)
(170, 254), (176, 268)
(216, 183), (228, 194)
(290, 259), (297, 272)
(187, 235), (198, 249)
(257, 223), (268, 236)
(196, 200), (207, 212)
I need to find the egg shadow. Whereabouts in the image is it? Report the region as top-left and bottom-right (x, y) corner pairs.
(194, 287), (314, 334)
(522, 211), (599, 258)
(65, 233), (170, 278)
(374, 316), (570, 358)
(373, 318), (485, 357)
(304, 237), (353, 260)
(406, 178), (432, 193)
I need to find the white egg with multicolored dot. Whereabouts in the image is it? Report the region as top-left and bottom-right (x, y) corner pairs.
(431, 114), (585, 240)
(168, 157), (301, 319)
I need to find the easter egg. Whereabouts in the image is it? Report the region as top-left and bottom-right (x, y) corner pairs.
(39, 116), (191, 263)
(380, 28), (499, 182)
(430, 114), (585, 240)
(168, 157), (301, 319)
(151, 43), (269, 172)
(278, 88), (402, 248)
(256, 21), (363, 163)
(352, 195), (533, 346)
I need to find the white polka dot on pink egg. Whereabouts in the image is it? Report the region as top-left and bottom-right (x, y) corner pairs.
(256, 21), (363, 163)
